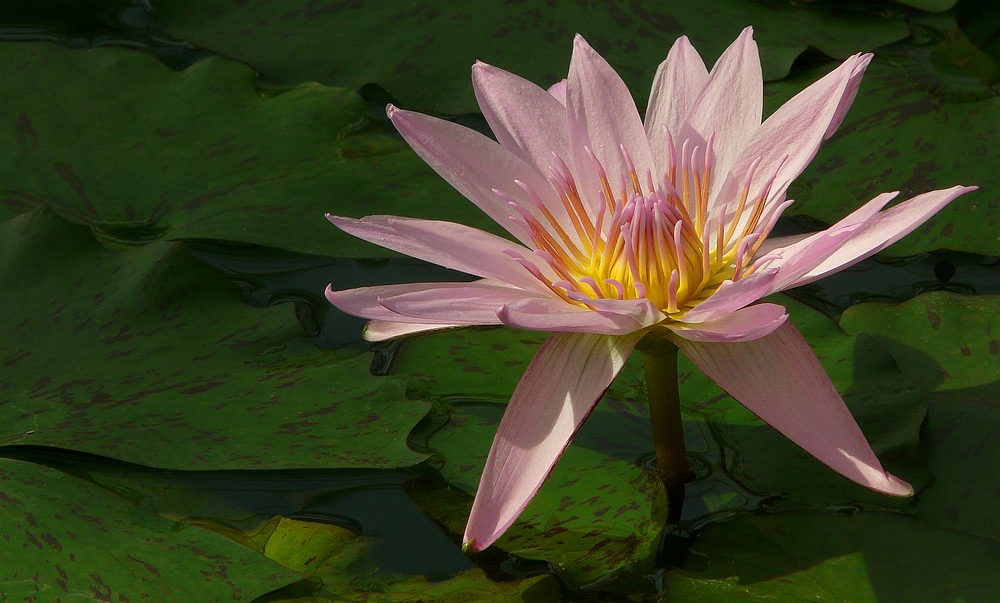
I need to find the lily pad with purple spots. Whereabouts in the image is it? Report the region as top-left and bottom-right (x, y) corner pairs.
(839, 292), (1000, 392)
(0, 457), (302, 601)
(0, 41), (485, 258)
(0, 208), (429, 470)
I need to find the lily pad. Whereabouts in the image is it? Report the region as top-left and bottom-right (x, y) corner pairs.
(839, 292), (1000, 391)
(0, 41), (491, 258)
(151, 0), (910, 114)
(0, 208), (429, 470)
(0, 457), (301, 601)
(242, 515), (559, 602)
(666, 510), (1000, 603)
(779, 54), (999, 257)
(916, 382), (1000, 541)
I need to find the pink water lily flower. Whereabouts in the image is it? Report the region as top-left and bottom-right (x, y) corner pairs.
(326, 27), (974, 553)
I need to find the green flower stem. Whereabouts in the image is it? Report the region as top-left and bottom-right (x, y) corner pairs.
(637, 333), (688, 521)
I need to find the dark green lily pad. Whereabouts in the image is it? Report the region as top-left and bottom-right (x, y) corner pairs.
(0, 208), (428, 470)
(916, 382), (1000, 541)
(839, 292), (1000, 391)
(0, 41), (490, 258)
(779, 53), (998, 257)
(894, 0), (959, 11)
(0, 457), (301, 601)
(151, 0), (910, 114)
(666, 510), (1000, 603)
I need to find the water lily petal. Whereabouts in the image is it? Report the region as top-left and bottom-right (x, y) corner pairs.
(567, 34), (655, 212)
(680, 268), (779, 323)
(326, 282), (449, 322)
(497, 297), (648, 335)
(672, 321), (914, 496)
(682, 27), (761, 184)
(387, 105), (555, 245)
(669, 303), (787, 342)
(645, 35), (710, 166)
(547, 80), (567, 105)
(753, 192), (898, 258)
(327, 214), (552, 293)
(364, 320), (463, 341)
(378, 282), (537, 323)
(790, 185), (977, 287)
(721, 53), (872, 214)
(754, 221), (864, 294)
(575, 297), (665, 328)
(825, 56), (870, 140)
(463, 331), (644, 552)
(472, 61), (570, 179)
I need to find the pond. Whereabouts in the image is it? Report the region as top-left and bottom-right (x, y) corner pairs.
(1, 1), (999, 601)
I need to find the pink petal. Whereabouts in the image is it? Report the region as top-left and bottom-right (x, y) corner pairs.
(645, 35), (710, 176)
(753, 192), (898, 259)
(387, 105), (557, 246)
(463, 331), (644, 552)
(680, 268), (779, 323)
(472, 63), (581, 239)
(378, 282), (536, 323)
(718, 53), (872, 213)
(547, 80), (567, 105)
(790, 185), (977, 288)
(753, 220), (866, 295)
(672, 321), (913, 496)
(363, 320), (462, 341)
(825, 56), (869, 140)
(497, 297), (649, 335)
(326, 214), (551, 293)
(669, 303), (787, 342)
(574, 296), (665, 328)
(327, 282), (452, 322)
(681, 27), (762, 185)
(472, 62), (570, 179)
(567, 35), (656, 213)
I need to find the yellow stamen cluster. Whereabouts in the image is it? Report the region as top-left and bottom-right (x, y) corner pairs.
(503, 135), (784, 320)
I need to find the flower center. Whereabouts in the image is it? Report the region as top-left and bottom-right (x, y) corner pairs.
(499, 133), (783, 320)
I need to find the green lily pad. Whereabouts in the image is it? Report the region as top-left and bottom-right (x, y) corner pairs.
(839, 292), (1000, 391)
(893, 0), (959, 11)
(666, 510), (1000, 603)
(200, 513), (560, 602)
(0, 457), (301, 601)
(779, 54), (999, 257)
(0, 41), (491, 258)
(151, 0), (910, 114)
(0, 208), (429, 470)
(916, 382), (1000, 541)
